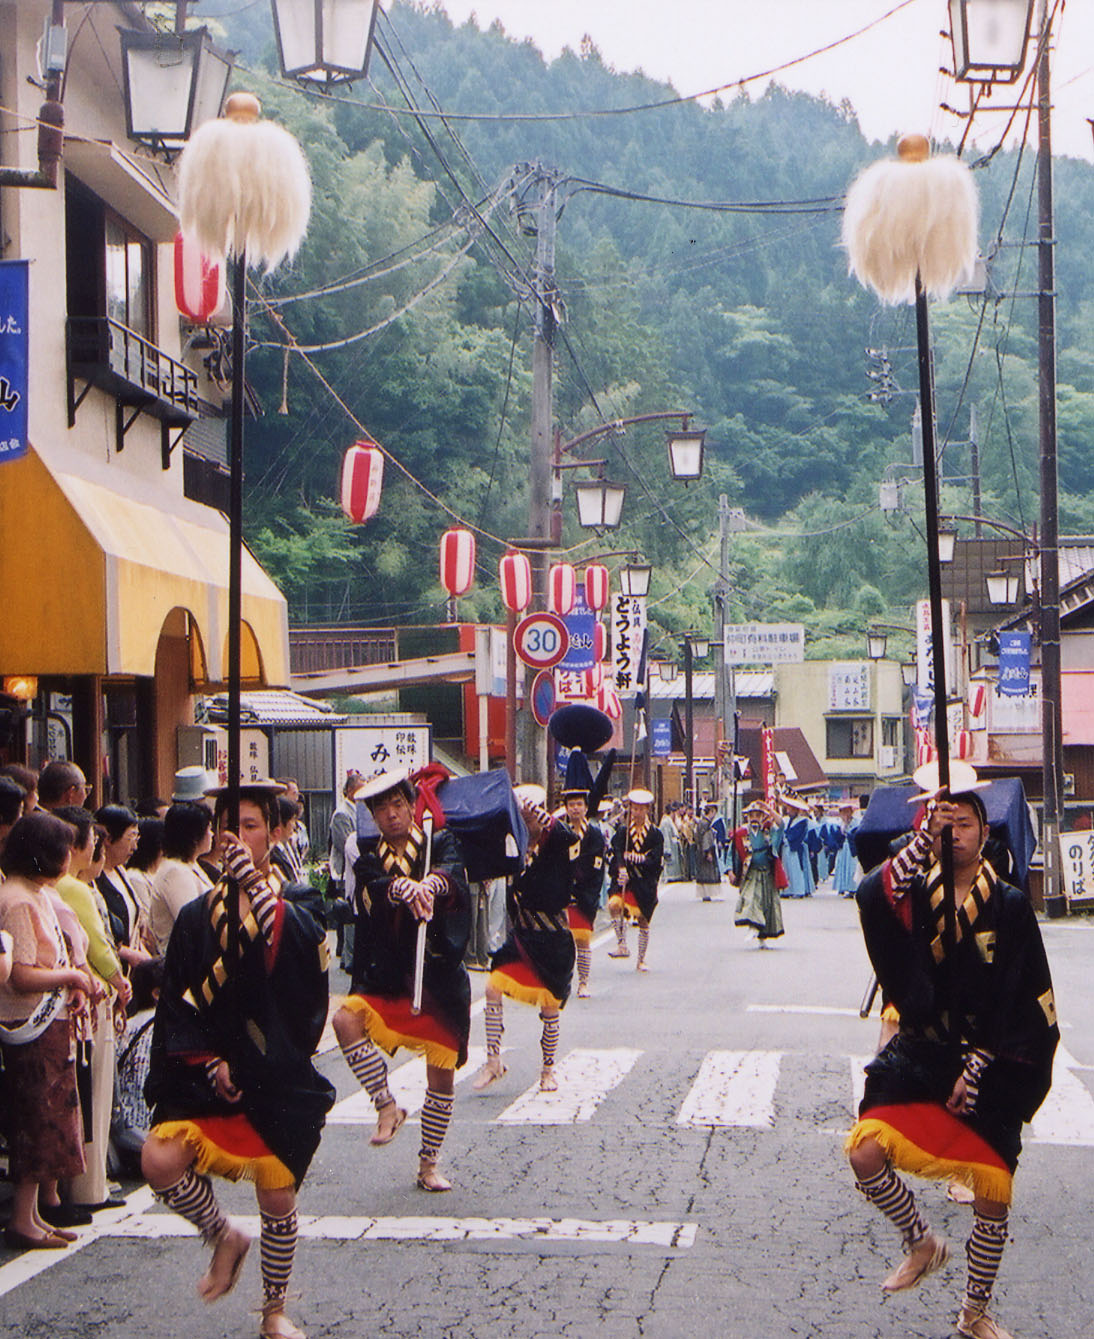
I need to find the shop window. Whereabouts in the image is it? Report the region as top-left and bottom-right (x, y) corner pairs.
(826, 717), (874, 759)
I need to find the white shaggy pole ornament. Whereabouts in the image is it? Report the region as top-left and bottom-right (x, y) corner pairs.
(843, 134), (981, 1015)
(177, 92), (311, 966)
(842, 133), (978, 304)
(178, 91), (311, 270)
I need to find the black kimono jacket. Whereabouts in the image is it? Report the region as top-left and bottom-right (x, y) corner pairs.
(569, 821), (606, 924)
(350, 827), (471, 1064)
(608, 821), (665, 922)
(857, 860), (1059, 1167)
(145, 879), (335, 1186)
(492, 818), (576, 1006)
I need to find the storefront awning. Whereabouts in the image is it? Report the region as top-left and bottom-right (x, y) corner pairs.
(0, 445), (289, 685)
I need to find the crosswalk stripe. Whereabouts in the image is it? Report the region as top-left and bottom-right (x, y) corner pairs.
(676, 1050), (781, 1128)
(495, 1048), (642, 1125)
(328, 1046), (490, 1124)
(1029, 1045), (1094, 1146)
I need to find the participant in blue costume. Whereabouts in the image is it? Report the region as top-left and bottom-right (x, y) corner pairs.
(781, 796), (815, 898)
(822, 808), (844, 884)
(807, 802), (826, 882)
(834, 802), (862, 897)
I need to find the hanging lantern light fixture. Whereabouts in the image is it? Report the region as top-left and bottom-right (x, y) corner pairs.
(548, 563), (577, 616)
(174, 231), (225, 323)
(271, 0), (381, 86)
(439, 528), (476, 598)
(340, 440), (384, 523)
(499, 552), (532, 613)
(583, 563), (610, 612)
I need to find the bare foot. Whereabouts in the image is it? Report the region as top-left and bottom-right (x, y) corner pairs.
(197, 1223), (250, 1302)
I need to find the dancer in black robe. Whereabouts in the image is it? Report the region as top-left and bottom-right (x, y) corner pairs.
(474, 785), (575, 1093)
(607, 789), (664, 970)
(143, 782), (333, 1339)
(846, 785), (1058, 1339)
(332, 769), (470, 1193)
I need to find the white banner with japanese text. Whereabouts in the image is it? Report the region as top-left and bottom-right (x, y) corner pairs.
(724, 623), (804, 665)
(610, 593), (647, 698)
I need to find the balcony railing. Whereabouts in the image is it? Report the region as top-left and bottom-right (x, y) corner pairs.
(67, 315), (201, 462)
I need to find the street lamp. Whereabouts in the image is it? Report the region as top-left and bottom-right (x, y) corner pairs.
(937, 524), (958, 564)
(271, 0), (381, 85)
(986, 569), (1021, 606)
(948, 0), (1035, 84)
(119, 26), (232, 151)
(667, 429), (706, 482)
(866, 630), (888, 661)
(619, 562), (652, 598)
(681, 632), (708, 805)
(574, 478), (625, 530)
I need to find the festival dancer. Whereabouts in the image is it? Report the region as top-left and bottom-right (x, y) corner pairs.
(732, 799), (786, 945)
(474, 785), (575, 1093)
(332, 770), (470, 1193)
(142, 781), (334, 1339)
(846, 781), (1058, 1339)
(559, 756), (607, 999)
(607, 789), (664, 971)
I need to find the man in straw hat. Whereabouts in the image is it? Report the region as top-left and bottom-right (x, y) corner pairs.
(474, 784), (575, 1093)
(142, 780), (334, 1339)
(846, 763), (1058, 1339)
(331, 769), (470, 1193)
(560, 750), (609, 999)
(606, 789), (664, 971)
(732, 799), (785, 945)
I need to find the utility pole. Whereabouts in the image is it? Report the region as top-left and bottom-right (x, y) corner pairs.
(1036, 0), (1065, 917)
(969, 404), (982, 535)
(713, 495), (735, 816)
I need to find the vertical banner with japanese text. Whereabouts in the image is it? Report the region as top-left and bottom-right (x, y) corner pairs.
(761, 726), (777, 799)
(610, 592), (647, 698)
(0, 261), (29, 464)
(915, 598), (954, 694)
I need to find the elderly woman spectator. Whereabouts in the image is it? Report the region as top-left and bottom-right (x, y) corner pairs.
(0, 813), (93, 1249)
(147, 802), (214, 954)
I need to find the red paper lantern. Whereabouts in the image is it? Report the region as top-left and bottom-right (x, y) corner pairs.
(954, 729), (973, 761)
(499, 552), (532, 613)
(915, 729), (936, 768)
(340, 442), (384, 523)
(593, 620), (607, 663)
(584, 564), (610, 612)
(174, 231), (224, 323)
(548, 563), (577, 616)
(440, 528), (476, 598)
(968, 683), (987, 719)
(597, 684), (622, 720)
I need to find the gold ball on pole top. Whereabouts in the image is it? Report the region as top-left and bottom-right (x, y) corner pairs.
(897, 133), (930, 163)
(224, 91), (261, 124)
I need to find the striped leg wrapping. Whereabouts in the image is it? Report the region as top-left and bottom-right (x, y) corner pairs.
(418, 1087), (454, 1162)
(855, 1162), (929, 1247)
(612, 915), (627, 949)
(260, 1208), (297, 1305)
(484, 999), (504, 1058)
(154, 1167), (228, 1246)
(539, 1012), (559, 1069)
(637, 924), (650, 964)
(965, 1211), (1008, 1308)
(576, 944), (591, 987)
(342, 1036), (392, 1109)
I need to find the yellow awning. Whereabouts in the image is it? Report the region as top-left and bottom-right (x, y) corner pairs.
(0, 446), (289, 685)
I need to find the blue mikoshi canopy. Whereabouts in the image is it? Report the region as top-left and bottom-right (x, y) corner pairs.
(356, 767), (528, 883)
(855, 777), (1036, 891)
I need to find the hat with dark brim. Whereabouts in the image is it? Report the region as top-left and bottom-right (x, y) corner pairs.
(204, 778), (286, 799)
(625, 788), (654, 806)
(354, 768), (415, 807)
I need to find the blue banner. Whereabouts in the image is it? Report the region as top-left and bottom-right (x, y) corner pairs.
(651, 718), (672, 758)
(560, 588), (595, 671)
(997, 631), (1031, 697)
(0, 261), (28, 465)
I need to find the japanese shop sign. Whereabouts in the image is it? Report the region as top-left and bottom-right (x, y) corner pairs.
(1060, 829), (1094, 906)
(828, 662), (871, 711)
(560, 588), (596, 672)
(0, 261), (28, 465)
(723, 624), (804, 665)
(335, 724), (432, 783)
(610, 593), (647, 698)
(997, 631), (1032, 697)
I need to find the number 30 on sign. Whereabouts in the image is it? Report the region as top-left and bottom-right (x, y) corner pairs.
(513, 612), (570, 670)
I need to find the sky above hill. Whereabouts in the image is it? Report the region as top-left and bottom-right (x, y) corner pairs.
(436, 0), (1094, 161)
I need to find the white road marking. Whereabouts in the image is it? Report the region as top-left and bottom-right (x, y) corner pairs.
(746, 1004), (865, 1018)
(676, 1050), (782, 1129)
(1030, 1045), (1094, 1146)
(328, 1046), (491, 1124)
(98, 1211), (696, 1248)
(495, 1048), (642, 1125)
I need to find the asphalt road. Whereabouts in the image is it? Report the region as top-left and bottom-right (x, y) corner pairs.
(2, 880), (1092, 1339)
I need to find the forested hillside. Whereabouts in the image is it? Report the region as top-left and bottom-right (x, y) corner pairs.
(205, 1), (1094, 661)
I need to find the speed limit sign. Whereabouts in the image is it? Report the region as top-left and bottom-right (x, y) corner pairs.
(513, 612), (570, 670)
